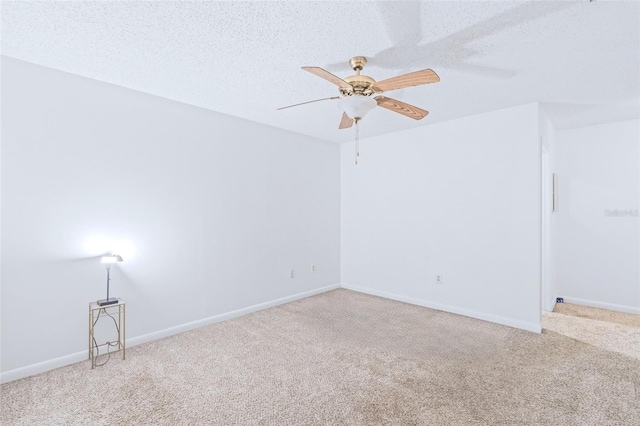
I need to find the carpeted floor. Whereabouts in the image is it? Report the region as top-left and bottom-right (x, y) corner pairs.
(544, 303), (640, 361)
(552, 302), (640, 328)
(1, 289), (639, 425)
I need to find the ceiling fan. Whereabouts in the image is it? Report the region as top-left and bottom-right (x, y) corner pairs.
(278, 56), (440, 129)
(279, 56), (439, 164)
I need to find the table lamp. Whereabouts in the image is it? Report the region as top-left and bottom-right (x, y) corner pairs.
(98, 254), (123, 306)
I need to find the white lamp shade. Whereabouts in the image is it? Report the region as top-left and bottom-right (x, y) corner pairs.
(337, 96), (377, 120)
(101, 254), (123, 263)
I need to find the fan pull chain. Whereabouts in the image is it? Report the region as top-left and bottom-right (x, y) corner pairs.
(354, 118), (360, 165)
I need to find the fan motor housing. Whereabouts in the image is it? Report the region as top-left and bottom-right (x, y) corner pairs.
(341, 74), (376, 97)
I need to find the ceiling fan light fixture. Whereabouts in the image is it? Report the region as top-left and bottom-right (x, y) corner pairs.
(337, 96), (377, 120)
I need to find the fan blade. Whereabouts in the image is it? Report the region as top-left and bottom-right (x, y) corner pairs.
(302, 67), (352, 89)
(277, 97), (339, 110)
(375, 96), (428, 120)
(372, 69), (440, 93)
(339, 112), (354, 129)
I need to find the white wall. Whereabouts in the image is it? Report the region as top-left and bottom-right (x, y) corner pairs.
(341, 103), (542, 332)
(555, 119), (640, 313)
(1, 57), (341, 379)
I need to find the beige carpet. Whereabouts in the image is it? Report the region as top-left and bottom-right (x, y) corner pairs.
(1, 289), (639, 425)
(544, 303), (640, 361)
(552, 303), (640, 328)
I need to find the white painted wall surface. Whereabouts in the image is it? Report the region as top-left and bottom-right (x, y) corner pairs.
(1, 57), (341, 377)
(555, 119), (640, 313)
(341, 103), (542, 332)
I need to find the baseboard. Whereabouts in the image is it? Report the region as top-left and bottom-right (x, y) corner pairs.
(0, 283), (340, 384)
(0, 350), (88, 384)
(560, 296), (640, 315)
(341, 283), (542, 333)
(127, 283), (341, 348)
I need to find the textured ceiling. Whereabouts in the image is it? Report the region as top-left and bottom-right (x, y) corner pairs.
(2, 1), (639, 143)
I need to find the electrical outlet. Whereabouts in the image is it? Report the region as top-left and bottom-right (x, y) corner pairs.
(290, 269), (295, 279)
(436, 275), (443, 285)
(311, 265), (316, 273)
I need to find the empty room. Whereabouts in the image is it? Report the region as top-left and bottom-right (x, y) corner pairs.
(1, 1), (639, 425)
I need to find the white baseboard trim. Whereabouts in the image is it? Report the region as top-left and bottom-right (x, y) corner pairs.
(127, 283), (340, 348)
(560, 296), (640, 315)
(0, 283), (340, 384)
(341, 283), (542, 333)
(0, 351), (88, 385)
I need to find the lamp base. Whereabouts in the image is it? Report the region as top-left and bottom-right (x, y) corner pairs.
(97, 297), (119, 306)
